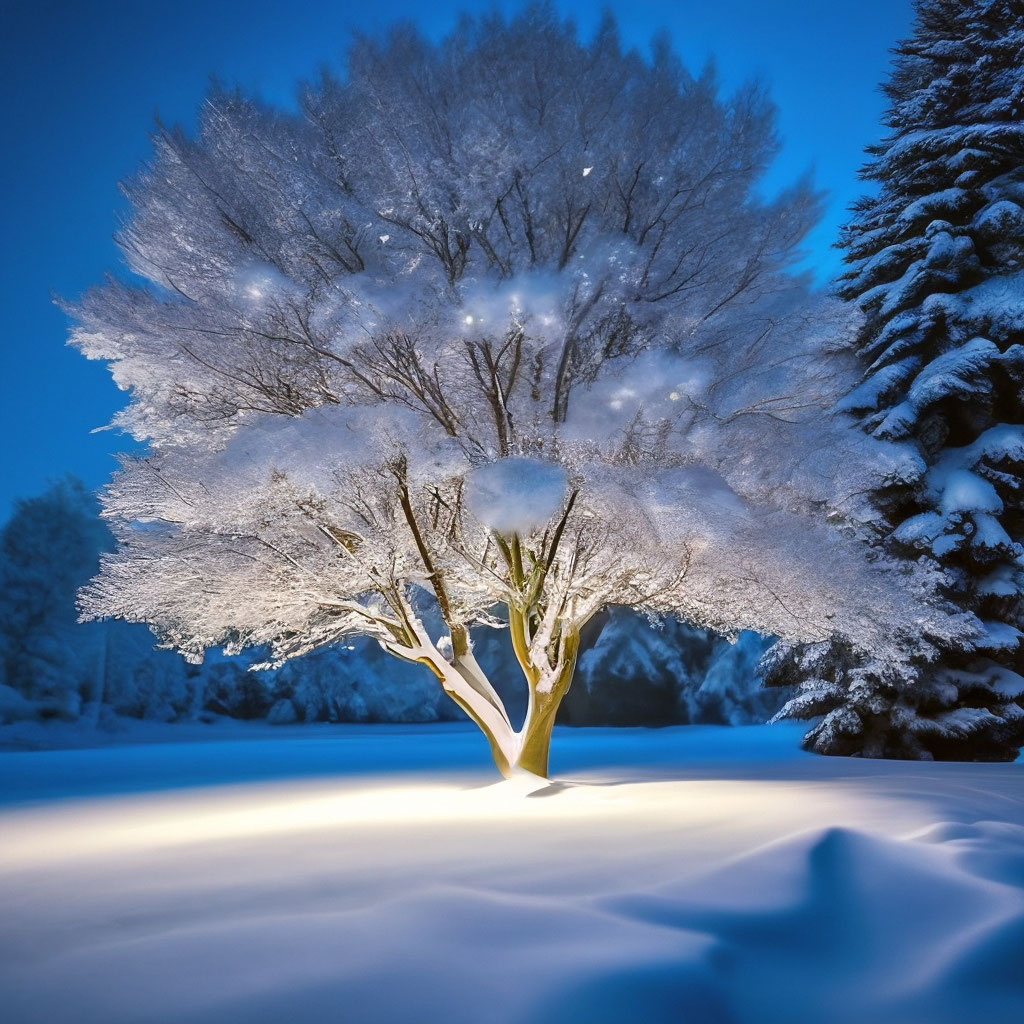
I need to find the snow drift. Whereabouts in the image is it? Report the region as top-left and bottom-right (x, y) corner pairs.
(0, 723), (1020, 1023)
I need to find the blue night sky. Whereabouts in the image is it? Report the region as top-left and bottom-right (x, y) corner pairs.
(0, 0), (914, 518)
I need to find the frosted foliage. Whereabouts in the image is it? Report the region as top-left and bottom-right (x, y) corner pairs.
(71, 8), (970, 774)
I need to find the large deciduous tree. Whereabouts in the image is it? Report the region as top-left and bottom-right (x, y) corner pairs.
(71, 7), (968, 776)
(769, 0), (1024, 761)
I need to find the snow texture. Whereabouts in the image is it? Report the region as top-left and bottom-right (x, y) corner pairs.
(0, 723), (1020, 1024)
(464, 458), (568, 536)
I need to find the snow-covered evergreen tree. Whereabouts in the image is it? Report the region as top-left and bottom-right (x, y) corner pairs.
(0, 478), (113, 719)
(0, 478), (202, 726)
(71, 6), (970, 777)
(770, 0), (1024, 761)
(564, 608), (779, 726)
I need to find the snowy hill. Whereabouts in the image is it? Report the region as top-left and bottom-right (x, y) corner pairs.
(0, 722), (1020, 1023)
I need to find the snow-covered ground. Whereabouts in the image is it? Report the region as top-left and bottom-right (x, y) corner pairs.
(0, 722), (1021, 1024)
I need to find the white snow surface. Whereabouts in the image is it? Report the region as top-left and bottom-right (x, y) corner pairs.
(463, 457), (568, 536)
(0, 722), (1021, 1024)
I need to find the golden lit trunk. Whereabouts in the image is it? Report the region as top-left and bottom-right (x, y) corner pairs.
(410, 599), (582, 779)
(507, 626), (581, 780)
(516, 696), (560, 778)
(438, 638), (579, 780)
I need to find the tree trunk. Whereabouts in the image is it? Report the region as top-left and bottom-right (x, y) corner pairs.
(516, 697), (560, 777)
(437, 650), (578, 780)
(512, 635), (580, 778)
(84, 623), (109, 729)
(470, 694), (565, 779)
(397, 612), (581, 781)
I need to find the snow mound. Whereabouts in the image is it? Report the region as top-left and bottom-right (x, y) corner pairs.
(0, 725), (1021, 1024)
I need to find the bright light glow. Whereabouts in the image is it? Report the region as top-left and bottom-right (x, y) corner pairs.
(464, 315), (474, 325)
(582, 166), (593, 177)
(0, 775), (887, 870)
(669, 391), (681, 401)
(0, 775), (594, 867)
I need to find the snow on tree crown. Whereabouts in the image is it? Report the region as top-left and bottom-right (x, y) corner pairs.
(71, 7), (973, 671)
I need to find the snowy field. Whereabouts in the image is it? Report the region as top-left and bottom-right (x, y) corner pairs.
(1, 722), (1022, 1024)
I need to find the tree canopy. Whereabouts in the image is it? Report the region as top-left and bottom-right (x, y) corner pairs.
(71, 6), (969, 775)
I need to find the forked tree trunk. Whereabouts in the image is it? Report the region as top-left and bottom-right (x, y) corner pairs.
(390, 587), (582, 779)
(433, 629), (580, 780)
(394, 489), (585, 778)
(470, 683), (574, 779)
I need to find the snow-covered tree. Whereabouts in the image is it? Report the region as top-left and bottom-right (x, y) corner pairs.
(0, 477), (112, 719)
(0, 478), (207, 726)
(564, 609), (780, 726)
(71, 7), (970, 776)
(769, 0), (1024, 761)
